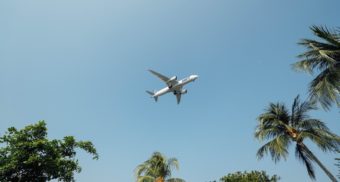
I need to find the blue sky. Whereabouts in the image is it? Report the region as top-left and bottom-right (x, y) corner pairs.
(1, 0), (339, 181)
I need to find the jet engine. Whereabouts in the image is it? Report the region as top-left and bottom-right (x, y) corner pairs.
(180, 89), (187, 94)
(168, 76), (177, 82)
(167, 76), (177, 88)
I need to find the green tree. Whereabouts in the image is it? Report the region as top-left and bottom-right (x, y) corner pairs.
(219, 170), (280, 182)
(135, 152), (185, 182)
(293, 26), (340, 110)
(255, 96), (340, 181)
(0, 121), (98, 182)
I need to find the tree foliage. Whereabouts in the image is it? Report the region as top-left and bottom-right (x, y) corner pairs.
(293, 25), (340, 110)
(0, 121), (98, 182)
(135, 152), (185, 182)
(255, 96), (340, 181)
(219, 170), (280, 182)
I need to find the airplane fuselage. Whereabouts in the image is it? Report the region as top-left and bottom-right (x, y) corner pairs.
(154, 75), (198, 97)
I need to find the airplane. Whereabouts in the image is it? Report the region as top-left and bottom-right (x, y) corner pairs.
(146, 69), (198, 104)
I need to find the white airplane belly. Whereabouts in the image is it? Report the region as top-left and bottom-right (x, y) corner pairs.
(155, 87), (170, 96)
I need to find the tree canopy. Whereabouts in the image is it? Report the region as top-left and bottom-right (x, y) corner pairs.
(219, 170), (280, 182)
(135, 152), (185, 182)
(0, 121), (98, 182)
(255, 96), (339, 181)
(293, 25), (340, 110)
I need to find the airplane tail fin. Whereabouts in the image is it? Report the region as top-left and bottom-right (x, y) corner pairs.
(146, 90), (158, 102)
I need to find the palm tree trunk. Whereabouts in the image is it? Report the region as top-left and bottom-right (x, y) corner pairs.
(301, 143), (338, 182)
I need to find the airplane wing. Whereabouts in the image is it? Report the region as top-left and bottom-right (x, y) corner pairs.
(176, 93), (181, 104)
(148, 69), (178, 87)
(174, 86), (182, 104)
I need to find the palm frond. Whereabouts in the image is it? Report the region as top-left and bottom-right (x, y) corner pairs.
(167, 158), (179, 171)
(298, 40), (339, 59)
(256, 135), (291, 162)
(295, 144), (316, 179)
(291, 97), (317, 128)
(255, 126), (285, 141)
(294, 25), (340, 110)
(258, 102), (290, 127)
(135, 164), (149, 177)
(291, 95), (300, 124)
(300, 128), (340, 152)
(256, 102), (291, 141)
(293, 58), (327, 74)
(311, 26), (340, 47)
(299, 143), (339, 182)
(308, 67), (340, 109)
(135, 152), (183, 182)
(295, 38), (339, 74)
(267, 103), (290, 125)
(297, 119), (328, 130)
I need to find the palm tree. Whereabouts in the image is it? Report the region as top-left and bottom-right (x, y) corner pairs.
(293, 25), (340, 110)
(135, 152), (185, 182)
(255, 95), (340, 181)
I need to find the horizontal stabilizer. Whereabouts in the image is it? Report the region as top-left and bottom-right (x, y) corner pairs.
(146, 90), (154, 96)
(146, 90), (158, 102)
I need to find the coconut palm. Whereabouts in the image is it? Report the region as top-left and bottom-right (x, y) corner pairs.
(293, 25), (340, 110)
(135, 152), (185, 182)
(255, 95), (340, 181)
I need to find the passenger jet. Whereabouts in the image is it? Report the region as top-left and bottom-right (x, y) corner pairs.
(146, 69), (198, 104)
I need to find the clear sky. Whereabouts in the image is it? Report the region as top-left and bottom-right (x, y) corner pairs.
(1, 0), (339, 181)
